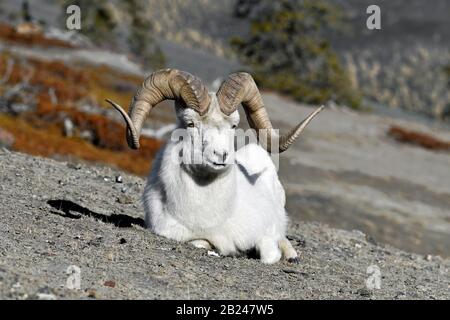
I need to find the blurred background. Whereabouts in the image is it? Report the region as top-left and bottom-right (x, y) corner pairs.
(0, 0), (449, 257)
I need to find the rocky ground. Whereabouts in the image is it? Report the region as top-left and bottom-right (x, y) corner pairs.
(262, 94), (450, 257)
(0, 150), (449, 299)
(1, 36), (449, 299)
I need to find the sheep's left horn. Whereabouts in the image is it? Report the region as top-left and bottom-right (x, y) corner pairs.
(216, 72), (324, 153)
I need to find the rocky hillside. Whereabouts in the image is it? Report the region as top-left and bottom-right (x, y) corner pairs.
(1, 1), (448, 118)
(1, 150), (449, 299)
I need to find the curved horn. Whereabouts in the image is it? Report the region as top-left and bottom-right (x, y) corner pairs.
(106, 68), (210, 149)
(216, 72), (324, 153)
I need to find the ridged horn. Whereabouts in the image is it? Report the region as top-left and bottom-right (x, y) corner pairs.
(216, 72), (324, 153)
(106, 68), (210, 149)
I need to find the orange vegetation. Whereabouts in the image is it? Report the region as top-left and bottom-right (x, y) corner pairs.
(0, 114), (161, 175)
(388, 125), (450, 151)
(0, 53), (143, 107)
(0, 22), (75, 48)
(0, 52), (164, 176)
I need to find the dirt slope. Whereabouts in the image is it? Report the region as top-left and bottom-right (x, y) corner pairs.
(0, 150), (449, 299)
(260, 93), (450, 257)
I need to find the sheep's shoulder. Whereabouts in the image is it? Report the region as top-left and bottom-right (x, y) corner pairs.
(235, 144), (285, 202)
(235, 143), (275, 174)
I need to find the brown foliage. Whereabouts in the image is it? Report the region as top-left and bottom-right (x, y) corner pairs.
(388, 125), (450, 151)
(0, 23), (75, 48)
(0, 52), (163, 176)
(0, 114), (161, 176)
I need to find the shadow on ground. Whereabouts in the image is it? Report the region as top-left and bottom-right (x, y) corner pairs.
(47, 199), (145, 228)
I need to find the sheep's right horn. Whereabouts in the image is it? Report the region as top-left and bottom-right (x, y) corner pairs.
(106, 68), (210, 149)
(216, 72), (324, 153)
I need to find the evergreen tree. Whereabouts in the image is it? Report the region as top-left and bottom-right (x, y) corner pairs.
(232, 0), (361, 108)
(21, 1), (32, 22)
(126, 0), (166, 70)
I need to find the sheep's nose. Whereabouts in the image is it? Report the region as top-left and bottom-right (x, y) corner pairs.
(214, 150), (228, 162)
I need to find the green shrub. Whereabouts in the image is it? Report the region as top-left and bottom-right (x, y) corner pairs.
(232, 0), (362, 109)
(126, 0), (166, 70)
(58, 0), (166, 70)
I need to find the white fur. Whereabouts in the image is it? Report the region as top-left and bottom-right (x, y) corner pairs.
(143, 94), (297, 264)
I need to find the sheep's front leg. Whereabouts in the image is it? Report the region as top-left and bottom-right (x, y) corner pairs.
(279, 237), (300, 264)
(257, 237), (282, 264)
(208, 235), (237, 257)
(189, 239), (213, 250)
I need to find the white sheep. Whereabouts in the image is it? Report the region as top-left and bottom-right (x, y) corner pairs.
(107, 69), (323, 264)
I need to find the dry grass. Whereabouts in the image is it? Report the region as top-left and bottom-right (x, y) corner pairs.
(344, 45), (450, 120)
(0, 53), (143, 107)
(0, 52), (163, 176)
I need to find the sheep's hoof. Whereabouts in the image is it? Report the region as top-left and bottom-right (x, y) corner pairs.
(189, 239), (213, 250)
(287, 257), (300, 264)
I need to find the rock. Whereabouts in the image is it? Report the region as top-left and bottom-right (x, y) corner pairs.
(88, 236), (103, 247)
(10, 103), (33, 114)
(356, 288), (373, 297)
(286, 235), (306, 247)
(207, 250), (220, 257)
(282, 269), (307, 276)
(45, 27), (93, 47)
(15, 22), (42, 35)
(37, 293), (56, 300)
(63, 118), (74, 137)
(104, 280), (116, 288)
(48, 87), (58, 105)
(0, 128), (14, 148)
(67, 162), (82, 170)
(117, 195), (133, 204)
(86, 289), (97, 299)
(79, 130), (94, 142)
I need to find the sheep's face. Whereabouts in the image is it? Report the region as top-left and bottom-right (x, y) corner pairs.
(174, 95), (239, 176)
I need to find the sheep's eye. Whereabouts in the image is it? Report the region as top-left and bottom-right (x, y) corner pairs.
(231, 125), (237, 129)
(187, 122), (195, 128)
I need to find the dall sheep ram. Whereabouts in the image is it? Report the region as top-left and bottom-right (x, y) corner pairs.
(107, 69), (323, 264)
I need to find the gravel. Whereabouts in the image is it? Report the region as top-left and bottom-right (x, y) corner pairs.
(0, 151), (449, 299)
